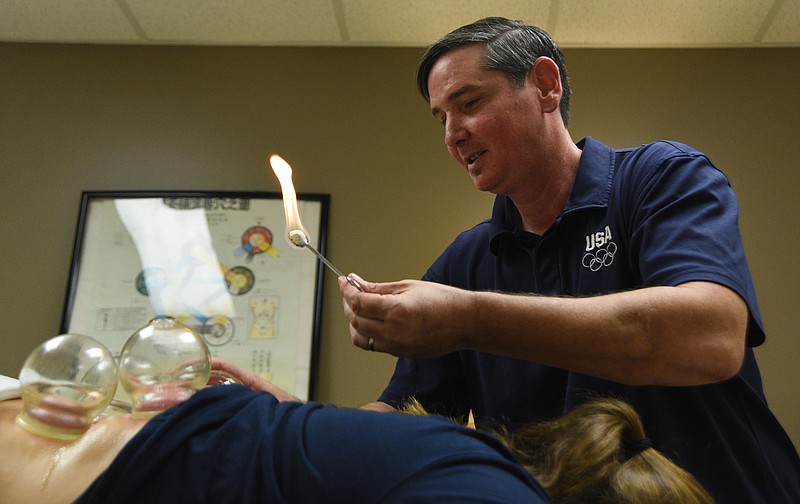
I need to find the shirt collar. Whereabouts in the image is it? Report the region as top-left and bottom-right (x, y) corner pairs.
(566, 136), (615, 211)
(489, 137), (615, 254)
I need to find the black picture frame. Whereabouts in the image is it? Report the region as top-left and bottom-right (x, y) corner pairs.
(61, 191), (329, 401)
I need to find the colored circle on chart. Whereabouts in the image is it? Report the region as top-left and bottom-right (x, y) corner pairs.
(225, 266), (255, 295)
(135, 268), (166, 296)
(200, 315), (235, 346)
(241, 226), (274, 255)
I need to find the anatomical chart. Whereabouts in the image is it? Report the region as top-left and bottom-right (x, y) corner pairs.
(63, 193), (327, 401)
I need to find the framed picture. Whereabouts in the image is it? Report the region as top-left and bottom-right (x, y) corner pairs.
(61, 191), (329, 401)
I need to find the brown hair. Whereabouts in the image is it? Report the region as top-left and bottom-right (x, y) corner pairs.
(403, 397), (713, 504)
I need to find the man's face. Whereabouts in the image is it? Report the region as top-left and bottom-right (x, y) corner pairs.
(428, 45), (544, 196)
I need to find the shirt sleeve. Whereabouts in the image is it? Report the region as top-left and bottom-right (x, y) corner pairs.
(618, 141), (764, 345)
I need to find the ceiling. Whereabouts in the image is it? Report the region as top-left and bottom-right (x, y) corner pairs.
(1, 0), (798, 49)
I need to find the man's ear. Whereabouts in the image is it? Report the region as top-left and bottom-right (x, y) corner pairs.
(529, 57), (562, 114)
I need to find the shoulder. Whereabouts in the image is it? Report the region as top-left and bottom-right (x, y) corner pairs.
(616, 140), (717, 175)
(424, 219), (494, 281)
(611, 140), (730, 197)
(621, 139), (706, 160)
(432, 219), (494, 260)
(451, 219), (494, 247)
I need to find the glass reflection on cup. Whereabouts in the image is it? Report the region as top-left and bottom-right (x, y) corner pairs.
(119, 317), (211, 419)
(16, 334), (118, 440)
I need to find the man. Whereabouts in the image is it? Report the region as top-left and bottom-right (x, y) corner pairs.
(339, 17), (800, 502)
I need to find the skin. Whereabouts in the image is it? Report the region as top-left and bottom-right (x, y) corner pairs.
(429, 45), (580, 233)
(341, 45), (748, 411)
(0, 399), (145, 504)
(210, 358), (300, 402)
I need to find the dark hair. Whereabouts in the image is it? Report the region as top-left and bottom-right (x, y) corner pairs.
(416, 17), (572, 127)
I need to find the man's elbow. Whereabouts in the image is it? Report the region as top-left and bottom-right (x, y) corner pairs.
(710, 330), (747, 382)
(686, 282), (749, 383)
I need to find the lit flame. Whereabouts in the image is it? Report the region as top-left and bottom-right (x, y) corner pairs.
(269, 154), (310, 248)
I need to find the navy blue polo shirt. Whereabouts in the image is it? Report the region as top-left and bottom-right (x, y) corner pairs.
(379, 137), (800, 502)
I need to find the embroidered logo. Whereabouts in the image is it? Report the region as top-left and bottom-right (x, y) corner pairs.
(582, 225), (617, 271)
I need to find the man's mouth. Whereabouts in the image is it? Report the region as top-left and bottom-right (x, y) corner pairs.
(466, 151), (484, 167)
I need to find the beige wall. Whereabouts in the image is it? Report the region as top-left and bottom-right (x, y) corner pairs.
(1, 43), (797, 448)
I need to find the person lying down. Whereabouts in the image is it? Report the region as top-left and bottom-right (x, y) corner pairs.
(0, 362), (712, 504)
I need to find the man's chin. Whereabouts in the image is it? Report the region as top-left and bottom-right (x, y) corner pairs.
(471, 173), (494, 193)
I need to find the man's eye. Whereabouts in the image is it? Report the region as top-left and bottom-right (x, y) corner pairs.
(465, 99), (479, 109)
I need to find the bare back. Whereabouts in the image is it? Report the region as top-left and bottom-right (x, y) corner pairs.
(0, 399), (145, 504)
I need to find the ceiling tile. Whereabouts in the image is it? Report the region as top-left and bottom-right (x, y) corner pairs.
(342, 0), (553, 45)
(0, 0), (139, 42)
(0, 0), (797, 47)
(125, 0), (342, 44)
(556, 0), (776, 47)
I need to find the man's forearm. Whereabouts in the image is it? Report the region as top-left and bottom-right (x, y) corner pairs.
(467, 281), (747, 386)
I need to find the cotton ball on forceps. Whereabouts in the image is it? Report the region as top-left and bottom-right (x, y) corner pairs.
(288, 229), (309, 248)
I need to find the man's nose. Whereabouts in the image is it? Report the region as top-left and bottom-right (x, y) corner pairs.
(445, 118), (467, 147)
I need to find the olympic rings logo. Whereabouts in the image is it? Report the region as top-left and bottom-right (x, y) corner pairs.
(582, 241), (617, 271)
